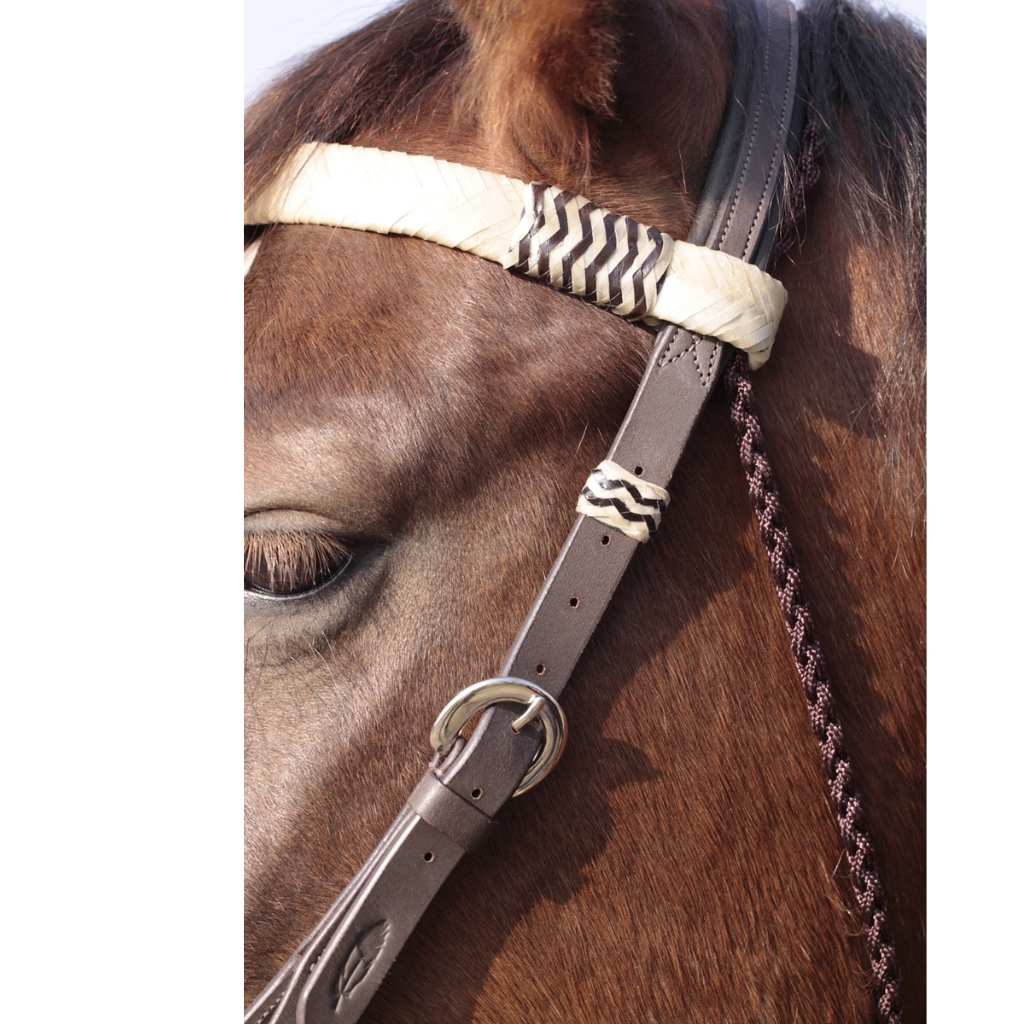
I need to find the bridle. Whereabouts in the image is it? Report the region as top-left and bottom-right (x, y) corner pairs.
(246, 0), (799, 1019)
(244, 1), (901, 1021)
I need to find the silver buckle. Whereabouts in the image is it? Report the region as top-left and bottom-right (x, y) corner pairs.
(430, 678), (568, 797)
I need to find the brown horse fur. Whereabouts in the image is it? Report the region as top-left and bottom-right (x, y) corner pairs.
(244, 1), (926, 1021)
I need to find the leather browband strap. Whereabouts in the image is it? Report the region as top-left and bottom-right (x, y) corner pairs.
(245, 2), (803, 1021)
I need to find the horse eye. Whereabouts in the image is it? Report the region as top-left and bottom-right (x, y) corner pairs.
(244, 530), (353, 597)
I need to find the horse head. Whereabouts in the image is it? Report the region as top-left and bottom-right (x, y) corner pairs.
(244, 1), (925, 1019)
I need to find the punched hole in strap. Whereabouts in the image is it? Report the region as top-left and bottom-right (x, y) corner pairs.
(407, 774), (497, 853)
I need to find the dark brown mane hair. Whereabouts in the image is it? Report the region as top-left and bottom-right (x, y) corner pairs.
(801, 0), (925, 263)
(797, 1), (926, 513)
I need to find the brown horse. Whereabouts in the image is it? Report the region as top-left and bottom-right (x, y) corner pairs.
(244, 0), (925, 1020)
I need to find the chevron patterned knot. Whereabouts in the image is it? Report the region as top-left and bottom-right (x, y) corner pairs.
(576, 460), (671, 543)
(501, 184), (674, 322)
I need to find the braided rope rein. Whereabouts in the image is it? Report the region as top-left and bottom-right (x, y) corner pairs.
(724, 113), (905, 1024)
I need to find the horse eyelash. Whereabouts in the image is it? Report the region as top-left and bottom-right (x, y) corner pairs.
(244, 530), (354, 593)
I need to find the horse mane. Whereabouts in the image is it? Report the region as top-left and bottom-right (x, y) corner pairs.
(801, 0), (925, 268)
(797, 0), (926, 517)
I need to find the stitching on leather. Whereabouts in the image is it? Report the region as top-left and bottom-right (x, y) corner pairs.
(742, 14), (798, 257)
(690, 341), (706, 387)
(254, 993), (283, 1024)
(658, 332), (696, 369)
(309, 936), (332, 973)
(717, 31), (769, 250)
(660, 332), (719, 391)
(693, 340), (713, 389)
(734, 27), (774, 255)
(660, 340), (694, 368)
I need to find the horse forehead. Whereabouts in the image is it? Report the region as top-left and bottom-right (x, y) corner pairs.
(247, 227), (477, 429)
(244, 221), (648, 525)
(251, 221), (453, 319)
(245, 223), (643, 431)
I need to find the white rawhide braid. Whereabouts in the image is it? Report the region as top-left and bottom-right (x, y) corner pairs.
(245, 145), (787, 368)
(576, 461), (670, 543)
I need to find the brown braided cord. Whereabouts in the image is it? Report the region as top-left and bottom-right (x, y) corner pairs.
(772, 114), (827, 261)
(724, 113), (904, 1023)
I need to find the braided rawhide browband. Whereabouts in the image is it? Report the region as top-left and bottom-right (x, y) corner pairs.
(245, 146), (788, 368)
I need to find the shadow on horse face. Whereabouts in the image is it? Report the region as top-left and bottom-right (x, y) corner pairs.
(244, 1), (925, 1019)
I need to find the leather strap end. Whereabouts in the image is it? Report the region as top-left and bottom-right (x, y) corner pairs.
(407, 773), (498, 852)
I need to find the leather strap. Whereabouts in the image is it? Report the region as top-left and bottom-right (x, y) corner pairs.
(245, 2), (802, 1021)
